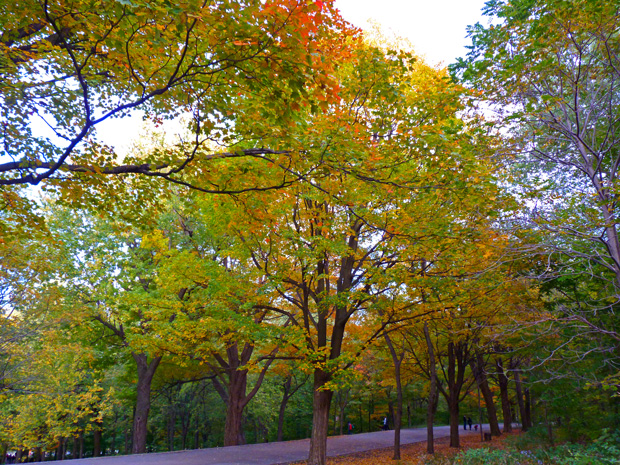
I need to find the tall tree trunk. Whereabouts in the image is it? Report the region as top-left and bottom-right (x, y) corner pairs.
(124, 427), (130, 455)
(277, 376), (292, 442)
(472, 353), (501, 436)
(359, 401), (364, 433)
(167, 405), (176, 451)
(93, 429), (102, 458)
(224, 369), (247, 446)
(111, 412), (117, 455)
(307, 370), (334, 465)
(496, 359), (513, 433)
(181, 410), (190, 450)
(384, 333), (404, 460)
(448, 392), (460, 448)
(424, 322), (437, 454)
(132, 353), (162, 454)
(447, 342), (460, 448)
(56, 439), (62, 461)
(513, 370), (528, 432)
(79, 431), (84, 458)
(524, 388), (532, 428)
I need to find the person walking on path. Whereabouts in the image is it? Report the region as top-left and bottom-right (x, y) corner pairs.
(382, 417), (389, 431)
(467, 417), (473, 430)
(463, 416), (467, 431)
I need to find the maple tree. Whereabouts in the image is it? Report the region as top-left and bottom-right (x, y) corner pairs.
(0, 0), (353, 243)
(12, 1), (620, 460)
(193, 27), (506, 462)
(453, 0), (620, 386)
(135, 205), (285, 447)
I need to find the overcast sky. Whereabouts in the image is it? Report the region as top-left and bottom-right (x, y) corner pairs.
(334, 0), (488, 66)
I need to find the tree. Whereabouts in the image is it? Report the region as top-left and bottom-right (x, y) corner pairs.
(0, 0), (347, 191)
(47, 207), (173, 454)
(213, 30), (505, 462)
(453, 0), (620, 385)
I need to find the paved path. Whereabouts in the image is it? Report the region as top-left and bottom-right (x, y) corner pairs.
(57, 426), (485, 465)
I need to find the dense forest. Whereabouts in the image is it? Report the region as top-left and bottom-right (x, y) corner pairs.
(1, 0), (620, 464)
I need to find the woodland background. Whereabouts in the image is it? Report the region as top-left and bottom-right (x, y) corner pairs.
(1, 0), (620, 464)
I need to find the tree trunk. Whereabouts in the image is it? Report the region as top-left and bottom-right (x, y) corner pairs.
(132, 353), (162, 454)
(111, 412), (117, 455)
(472, 353), (501, 436)
(424, 322), (437, 454)
(79, 430), (84, 458)
(513, 370), (528, 432)
(307, 370), (334, 465)
(448, 393), (460, 448)
(124, 427), (130, 455)
(524, 387), (532, 428)
(167, 405), (176, 451)
(496, 359), (513, 433)
(181, 415), (189, 450)
(384, 333), (404, 460)
(277, 376), (292, 442)
(224, 369), (248, 446)
(93, 429), (102, 457)
(447, 342), (460, 448)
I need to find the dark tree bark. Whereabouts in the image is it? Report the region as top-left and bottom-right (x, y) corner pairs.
(93, 429), (102, 457)
(277, 376), (293, 442)
(384, 333), (405, 460)
(513, 369), (528, 432)
(210, 341), (276, 447)
(167, 404), (176, 451)
(276, 374), (307, 442)
(124, 427), (130, 455)
(524, 387), (532, 428)
(496, 359), (513, 433)
(180, 406), (190, 450)
(436, 341), (472, 448)
(471, 352), (501, 437)
(132, 353), (162, 454)
(424, 322), (437, 454)
(308, 370), (334, 465)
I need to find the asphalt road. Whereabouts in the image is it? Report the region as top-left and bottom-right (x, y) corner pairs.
(54, 425), (485, 465)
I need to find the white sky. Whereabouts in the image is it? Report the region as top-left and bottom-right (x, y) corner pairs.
(334, 0), (488, 67)
(96, 0), (488, 151)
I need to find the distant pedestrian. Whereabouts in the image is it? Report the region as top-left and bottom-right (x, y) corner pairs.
(463, 416), (467, 430)
(383, 417), (389, 431)
(467, 417), (473, 430)
(474, 424), (479, 431)
(348, 422), (353, 435)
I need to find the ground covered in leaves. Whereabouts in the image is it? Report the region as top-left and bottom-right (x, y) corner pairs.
(291, 432), (521, 465)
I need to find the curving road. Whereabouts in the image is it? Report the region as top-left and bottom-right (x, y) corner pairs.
(53, 425), (486, 465)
